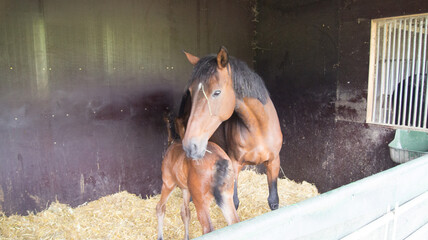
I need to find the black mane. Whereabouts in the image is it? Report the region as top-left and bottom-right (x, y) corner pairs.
(187, 55), (269, 104)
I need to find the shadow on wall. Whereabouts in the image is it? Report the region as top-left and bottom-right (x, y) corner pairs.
(0, 83), (179, 215)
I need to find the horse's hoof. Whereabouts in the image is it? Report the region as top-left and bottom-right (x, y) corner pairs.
(269, 203), (279, 210)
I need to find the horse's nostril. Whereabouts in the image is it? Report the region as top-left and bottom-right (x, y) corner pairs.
(192, 143), (198, 152)
(183, 138), (208, 159)
(183, 141), (196, 159)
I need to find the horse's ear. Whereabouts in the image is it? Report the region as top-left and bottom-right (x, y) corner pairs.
(216, 46), (229, 69)
(183, 50), (200, 65)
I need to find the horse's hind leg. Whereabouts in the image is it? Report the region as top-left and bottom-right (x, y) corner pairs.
(192, 193), (214, 234)
(233, 178), (239, 210)
(219, 191), (240, 225)
(264, 156), (280, 210)
(214, 160), (239, 225)
(232, 161), (243, 210)
(156, 183), (175, 240)
(181, 189), (191, 240)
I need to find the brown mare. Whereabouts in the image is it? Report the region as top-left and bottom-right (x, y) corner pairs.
(180, 46), (283, 210)
(156, 117), (239, 240)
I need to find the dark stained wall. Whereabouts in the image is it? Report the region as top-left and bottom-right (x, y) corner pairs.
(2, 0), (427, 215)
(255, 0), (428, 192)
(255, 0), (343, 193)
(333, 0), (428, 190)
(0, 0), (254, 215)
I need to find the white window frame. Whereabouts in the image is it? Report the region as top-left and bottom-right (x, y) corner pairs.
(367, 13), (428, 132)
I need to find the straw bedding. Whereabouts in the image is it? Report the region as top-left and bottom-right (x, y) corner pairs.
(0, 170), (318, 240)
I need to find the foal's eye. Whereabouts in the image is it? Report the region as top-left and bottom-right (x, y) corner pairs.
(212, 90), (221, 97)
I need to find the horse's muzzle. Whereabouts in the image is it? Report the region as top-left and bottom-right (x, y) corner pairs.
(183, 138), (207, 160)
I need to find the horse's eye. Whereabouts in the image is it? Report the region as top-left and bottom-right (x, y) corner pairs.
(212, 90), (221, 97)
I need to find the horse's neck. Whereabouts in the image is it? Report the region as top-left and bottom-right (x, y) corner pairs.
(234, 97), (270, 134)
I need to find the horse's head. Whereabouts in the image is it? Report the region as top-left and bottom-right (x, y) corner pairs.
(182, 47), (236, 159)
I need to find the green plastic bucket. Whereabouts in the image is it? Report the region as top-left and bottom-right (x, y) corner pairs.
(388, 129), (428, 163)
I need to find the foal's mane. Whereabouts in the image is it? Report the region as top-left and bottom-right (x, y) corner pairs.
(187, 55), (269, 104)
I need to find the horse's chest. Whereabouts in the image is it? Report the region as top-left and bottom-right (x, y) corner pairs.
(242, 147), (273, 165)
(229, 133), (273, 164)
(226, 117), (279, 164)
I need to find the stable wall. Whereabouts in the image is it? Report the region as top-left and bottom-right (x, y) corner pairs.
(255, 0), (428, 192)
(0, 0), (254, 215)
(2, 0), (427, 215)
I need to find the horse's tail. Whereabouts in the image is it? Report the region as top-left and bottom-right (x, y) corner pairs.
(212, 159), (230, 207)
(163, 111), (181, 146)
(177, 90), (191, 126)
(162, 112), (174, 146)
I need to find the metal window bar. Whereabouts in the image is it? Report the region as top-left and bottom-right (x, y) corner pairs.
(422, 17), (428, 128)
(380, 22), (387, 123)
(409, 18), (417, 126)
(391, 20), (402, 125)
(368, 13), (428, 132)
(403, 18), (412, 127)
(414, 17), (423, 127)
(384, 22), (392, 124)
(398, 19), (408, 126)
(387, 20), (397, 125)
(372, 23), (381, 123)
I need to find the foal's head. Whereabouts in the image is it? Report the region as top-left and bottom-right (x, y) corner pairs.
(182, 47), (236, 159)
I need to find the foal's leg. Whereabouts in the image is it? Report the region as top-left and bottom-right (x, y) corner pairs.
(156, 183), (176, 240)
(181, 189), (191, 240)
(264, 156), (280, 210)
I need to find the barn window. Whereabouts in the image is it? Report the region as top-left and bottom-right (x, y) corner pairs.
(367, 13), (428, 132)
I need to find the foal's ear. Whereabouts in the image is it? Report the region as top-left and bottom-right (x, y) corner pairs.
(216, 46), (229, 69)
(183, 50), (200, 66)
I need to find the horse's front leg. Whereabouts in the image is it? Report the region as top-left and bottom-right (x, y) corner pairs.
(264, 156), (280, 210)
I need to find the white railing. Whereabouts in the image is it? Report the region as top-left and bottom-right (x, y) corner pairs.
(195, 155), (428, 240)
